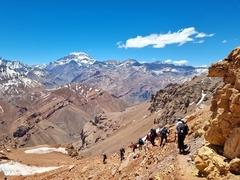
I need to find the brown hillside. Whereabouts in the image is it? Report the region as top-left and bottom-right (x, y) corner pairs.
(0, 102), (210, 180)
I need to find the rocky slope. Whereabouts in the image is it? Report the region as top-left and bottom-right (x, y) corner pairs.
(75, 74), (223, 156)
(0, 82), (129, 149)
(195, 46), (240, 179)
(0, 101), (227, 180)
(148, 75), (223, 126)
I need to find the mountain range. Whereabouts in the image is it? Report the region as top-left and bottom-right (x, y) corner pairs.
(0, 52), (208, 103)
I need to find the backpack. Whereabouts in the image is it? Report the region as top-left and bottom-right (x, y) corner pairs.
(182, 123), (189, 136)
(138, 138), (144, 145)
(147, 133), (151, 141)
(177, 123), (185, 136)
(150, 129), (157, 138)
(160, 128), (167, 137)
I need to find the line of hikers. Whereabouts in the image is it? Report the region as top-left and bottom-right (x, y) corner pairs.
(131, 117), (189, 154)
(103, 117), (189, 163)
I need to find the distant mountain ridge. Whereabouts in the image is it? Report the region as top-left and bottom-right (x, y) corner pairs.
(0, 52), (208, 103)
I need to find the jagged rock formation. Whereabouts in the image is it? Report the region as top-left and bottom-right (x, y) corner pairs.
(148, 75), (223, 126)
(195, 46), (240, 179)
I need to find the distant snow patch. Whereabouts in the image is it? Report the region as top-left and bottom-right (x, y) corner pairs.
(189, 102), (195, 106)
(0, 161), (61, 176)
(0, 106), (3, 112)
(196, 90), (206, 106)
(24, 147), (68, 154)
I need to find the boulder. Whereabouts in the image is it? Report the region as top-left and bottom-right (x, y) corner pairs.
(229, 158), (240, 175)
(224, 126), (240, 159)
(195, 146), (229, 178)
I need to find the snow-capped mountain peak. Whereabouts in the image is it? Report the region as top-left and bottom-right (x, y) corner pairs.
(50, 52), (96, 67)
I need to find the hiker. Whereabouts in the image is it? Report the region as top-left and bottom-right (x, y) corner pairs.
(145, 133), (154, 146)
(176, 117), (185, 154)
(138, 137), (144, 150)
(150, 128), (157, 146)
(103, 154), (107, 164)
(131, 142), (138, 153)
(119, 148), (125, 161)
(160, 126), (170, 147)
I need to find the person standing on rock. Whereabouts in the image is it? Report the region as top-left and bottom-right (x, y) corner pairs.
(176, 117), (185, 154)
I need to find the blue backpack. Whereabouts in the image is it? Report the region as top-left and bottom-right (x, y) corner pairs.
(138, 138), (144, 145)
(161, 127), (167, 137)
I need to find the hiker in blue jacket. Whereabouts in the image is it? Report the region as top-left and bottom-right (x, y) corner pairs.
(160, 126), (170, 147)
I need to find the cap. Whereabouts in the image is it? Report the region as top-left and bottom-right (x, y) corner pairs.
(177, 117), (181, 121)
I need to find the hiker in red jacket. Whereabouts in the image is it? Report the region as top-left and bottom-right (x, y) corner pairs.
(131, 142), (138, 153)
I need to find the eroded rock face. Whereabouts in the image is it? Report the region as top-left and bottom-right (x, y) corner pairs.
(205, 46), (240, 160)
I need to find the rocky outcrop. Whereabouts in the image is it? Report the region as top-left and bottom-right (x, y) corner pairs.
(195, 46), (240, 179)
(149, 75), (222, 126)
(13, 125), (30, 138)
(205, 46), (240, 159)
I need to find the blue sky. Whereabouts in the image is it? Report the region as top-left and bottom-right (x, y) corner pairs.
(0, 0), (240, 67)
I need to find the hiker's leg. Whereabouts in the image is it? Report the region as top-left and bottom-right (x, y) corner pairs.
(160, 137), (163, 146)
(177, 135), (181, 153)
(179, 136), (184, 152)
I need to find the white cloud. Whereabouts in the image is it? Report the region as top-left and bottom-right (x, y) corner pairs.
(222, 40), (227, 43)
(118, 27), (214, 49)
(164, 59), (172, 63)
(195, 32), (214, 38)
(173, 60), (188, 66)
(194, 40), (204, 44)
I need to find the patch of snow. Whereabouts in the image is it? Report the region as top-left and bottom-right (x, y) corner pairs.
(0, 161), (61, 176)
(152, 70), (164, 75)
(196, 90), (206, 106)
(24, 147), (68, 154)
(201, 77), (206, 84)
(0, 106), (3, 113)
(189, 102), (195, 105)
